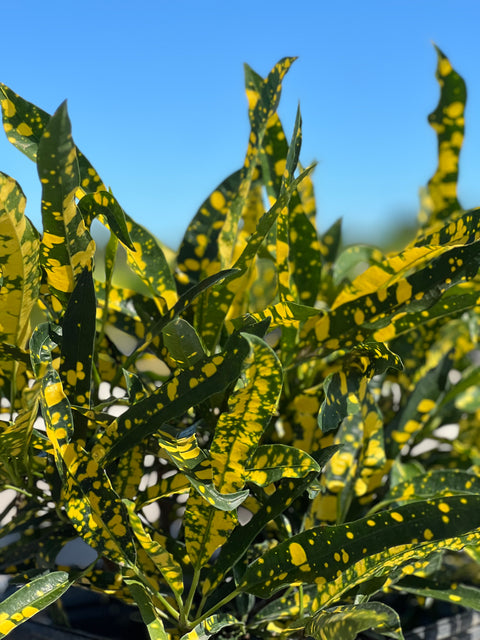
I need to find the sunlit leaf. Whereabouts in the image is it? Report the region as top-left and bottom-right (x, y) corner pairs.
(0, 571), (72, 638)
(306, 602), (404, 640)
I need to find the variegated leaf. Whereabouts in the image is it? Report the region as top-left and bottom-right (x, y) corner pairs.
(125, 579), (169, 640)
(103, 331), (251, 463)
(246, 444), (320, 486)
(124, 500), (183, 597)
(0, 571), (73, 638)
(306, 602), (404, 640)
(184, 489), (237, 571)
(37, 101), (95, 298)
(240, 495), (480, 598)
(179, 613), (242, 640)
(60, 268), (96, 407)
(419, 46), (466, 227)
(210, 333), (283, 494)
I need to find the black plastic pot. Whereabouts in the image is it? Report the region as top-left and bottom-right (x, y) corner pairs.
(404, 610), (480, 639)
(10, 620), (107, 639)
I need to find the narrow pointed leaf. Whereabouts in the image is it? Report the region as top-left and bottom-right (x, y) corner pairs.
(77, 191), (134, 250)
(420, 46), (466, 226)
(394, 575), (480, 612)
(60, 268), (96, 407)
(0, 83), (106, 195)
(37, 101), (95, 298)
(124, 214), (177, 308)
(124, 501), (183, 596)
(0, 571), (72, 638)
(103, 332), (251, 463)
(175, 170), (243, 294)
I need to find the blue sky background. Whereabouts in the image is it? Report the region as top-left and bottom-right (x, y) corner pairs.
(1, 1), (480, 248)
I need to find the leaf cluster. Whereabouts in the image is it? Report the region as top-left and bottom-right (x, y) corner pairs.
(0, 47), (478, 640)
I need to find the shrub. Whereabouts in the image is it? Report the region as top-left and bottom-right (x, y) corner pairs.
(0, 46), (478, 640)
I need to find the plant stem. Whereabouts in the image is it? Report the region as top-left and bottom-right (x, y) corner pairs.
(2, 484), (33, 498)
(189, 587), (242, 628)
(181, 567), (201, 626)
(132, 566), (180, 622)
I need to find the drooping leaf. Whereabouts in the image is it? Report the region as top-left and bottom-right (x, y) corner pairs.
(186, 471), (249, 511)
(125, 579), (169, 640)
(124, 213), (177, 309)
(0, 571), (72, 638)
(77, 191), (134, 250)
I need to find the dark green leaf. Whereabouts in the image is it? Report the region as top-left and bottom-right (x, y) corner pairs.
(240, 495), (480, 598)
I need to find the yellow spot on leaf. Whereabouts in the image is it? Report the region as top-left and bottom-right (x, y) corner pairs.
(289, 542), (307, 566)
(1, 99), (16, 117)
(396, 280), (412, 305)
(17, 122), (33, 136)
(418, 398), (435, 413)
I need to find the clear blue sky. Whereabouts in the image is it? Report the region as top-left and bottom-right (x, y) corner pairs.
(1, 1), (480, 248)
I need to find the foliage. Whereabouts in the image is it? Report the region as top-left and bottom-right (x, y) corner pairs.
(0, 46), (478, 639)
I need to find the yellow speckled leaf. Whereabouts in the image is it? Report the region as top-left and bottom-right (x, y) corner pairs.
(0, 82), (106, 195)
(246, 444), (320, 486)
(306, 602), (404, 640)
(179, 614), (242, 640)
(184, 489), (237, 571)
(125, 214), (177, 310)
(210, 333), (283, 494)
(0, 173), (40, 348)
(0, 571), (72, 638)
(37, 102), (95, 298)
(240, 495), (480, 600)
(125, 500), (183, 597)
(419, 46), (466, 227)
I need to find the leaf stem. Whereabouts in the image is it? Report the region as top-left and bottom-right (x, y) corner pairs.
(132, 566), (180, 622)
(181, 566), (201, 626)
(189, 586), (242, 629)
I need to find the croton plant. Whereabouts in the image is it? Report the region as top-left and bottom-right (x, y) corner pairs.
(0, 45), (478, 640)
